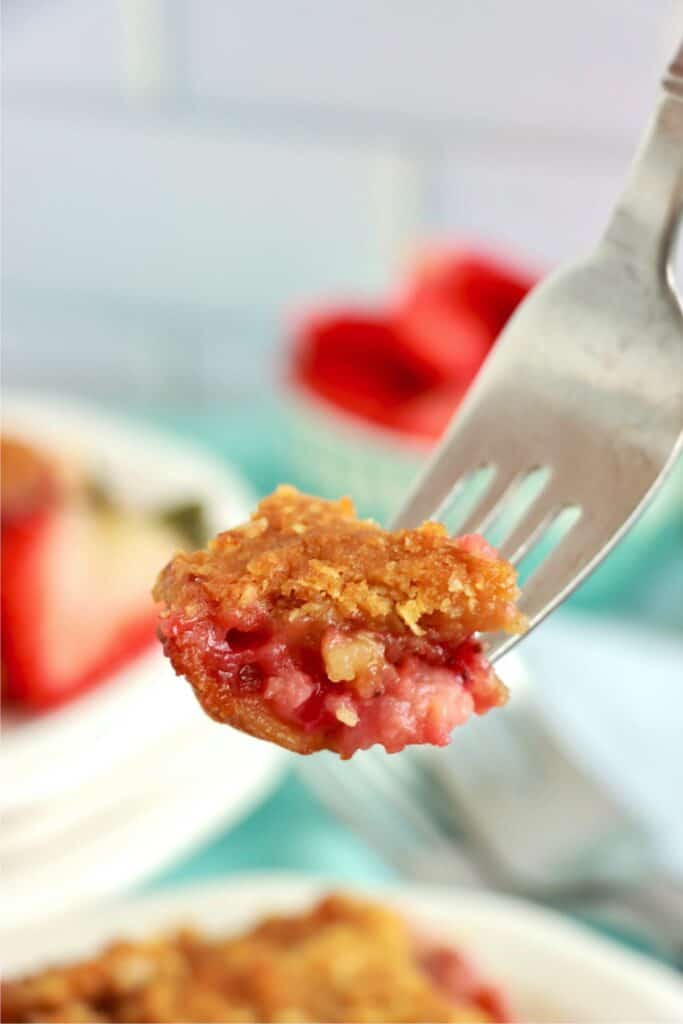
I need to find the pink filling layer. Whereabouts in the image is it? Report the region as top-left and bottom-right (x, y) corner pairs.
(419, 943), (512, 1020)
(332, 658), (475, 757)
(163, 609), (505, 756)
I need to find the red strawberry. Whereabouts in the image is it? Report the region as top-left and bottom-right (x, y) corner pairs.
(1, 440), (186, 710)
(291, 309), (438, 431)
(390, 383), (468, 441)
(396, 248), (538, 382)
(288, 249), (538, 445)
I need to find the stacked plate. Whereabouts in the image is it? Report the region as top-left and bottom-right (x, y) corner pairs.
(1, 396), (285, 932)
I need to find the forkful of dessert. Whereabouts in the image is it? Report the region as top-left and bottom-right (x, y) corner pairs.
(154, 39), (683, 758)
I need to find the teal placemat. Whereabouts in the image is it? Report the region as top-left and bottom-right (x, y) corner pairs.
(146, 772), (394, 890)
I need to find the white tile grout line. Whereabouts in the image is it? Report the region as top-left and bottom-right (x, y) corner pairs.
(2, 82), (637, 166)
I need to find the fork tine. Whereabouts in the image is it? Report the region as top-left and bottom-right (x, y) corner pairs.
(390, 422), (490, 528)
(444, 711), (529, 786)
(349, 751), (450, 847)
(318, 749), (447, 849)
(485, 629), (519, 662)
(300, 756), (412, 869)
(519, 521), (599, 624)
(391, 461), (469, 530)
(299, 751), (491, 886)
(453, 470), (520, 536)
(497, 486), (560, 563)
(486, 518), (591, 660)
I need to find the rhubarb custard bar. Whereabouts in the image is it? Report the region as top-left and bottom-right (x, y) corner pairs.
(154, 486), (524, 757)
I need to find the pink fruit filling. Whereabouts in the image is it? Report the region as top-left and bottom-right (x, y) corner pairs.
(161, 609), (506, 757)
(419, 943), (513, 1021)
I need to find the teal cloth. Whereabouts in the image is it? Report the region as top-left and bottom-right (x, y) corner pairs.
(124, 400), (681, 962)
(148, 772), (394, 887)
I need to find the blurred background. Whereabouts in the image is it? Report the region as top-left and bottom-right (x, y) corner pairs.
(2, 0), (682, 969)
(3, 2), (681, 407)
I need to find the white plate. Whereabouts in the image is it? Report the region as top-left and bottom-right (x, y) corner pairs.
(2, 714), (241, 857)
(4, 874), (682, 1022)
(1, 724), (287, 931)
(1, 393), (256, 811)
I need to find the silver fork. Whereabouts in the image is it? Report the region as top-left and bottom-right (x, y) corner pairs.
(298, 712), (683, 966)
(299, 653), (655, 898)
(392, 40), (683, 660)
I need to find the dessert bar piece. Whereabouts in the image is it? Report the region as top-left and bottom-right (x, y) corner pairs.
(155, 486), (524, 757)
(3, 894), (511, 1022)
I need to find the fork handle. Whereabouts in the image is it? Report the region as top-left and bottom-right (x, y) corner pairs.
(568, 876), (683, 969)
(616, 875), (683, 964)
(605, 39), (683, 268)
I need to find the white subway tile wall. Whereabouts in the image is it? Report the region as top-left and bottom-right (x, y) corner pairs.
(2, 0), (124, 88)
(3, 110), (399, 306)
(2, 0), (678, 401)
(188, 0), (663, 142)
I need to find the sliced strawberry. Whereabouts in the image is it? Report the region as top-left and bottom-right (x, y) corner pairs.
(288, 251), (538, 445)
(1, 437), (198, 710)
(291, 309), (438, 431)
(399, 303), (491, 383)
(419, 944), (513, 1022)
(396, 248), (538, 382)
(447, 251), (537, 336)
(390, 383), (468, 441)
(1, 491), (185, 711)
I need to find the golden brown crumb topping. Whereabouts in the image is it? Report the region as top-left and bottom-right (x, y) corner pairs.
(154, 485), (523, 643)
(3, 895), (496, 1023)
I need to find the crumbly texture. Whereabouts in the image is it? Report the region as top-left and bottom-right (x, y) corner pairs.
(2, 895), (507, 1023)
(154, 487), (524, 756)
(155, 486), (522, 641)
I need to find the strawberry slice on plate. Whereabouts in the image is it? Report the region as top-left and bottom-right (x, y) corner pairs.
(1, 439), (196, 710)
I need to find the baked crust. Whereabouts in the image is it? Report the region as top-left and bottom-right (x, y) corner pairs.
(155, 486), (523, 639)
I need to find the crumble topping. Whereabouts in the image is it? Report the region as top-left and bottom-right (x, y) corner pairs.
(2, 895), (509, 1023)
(155, 485), (523, 644)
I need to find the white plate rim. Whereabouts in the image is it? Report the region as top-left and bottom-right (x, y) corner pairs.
(0, 749), (286, 932)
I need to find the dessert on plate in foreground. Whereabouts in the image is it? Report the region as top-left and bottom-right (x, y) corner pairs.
(155, 486), (524, 757)
(3, 894), (510, 1022)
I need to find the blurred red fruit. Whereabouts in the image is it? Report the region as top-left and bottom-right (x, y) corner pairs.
(290, 248), (539, 442)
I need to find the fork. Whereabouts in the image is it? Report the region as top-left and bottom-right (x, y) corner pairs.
(298, 699), (683, 967)
(392, 40), (683, 660)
